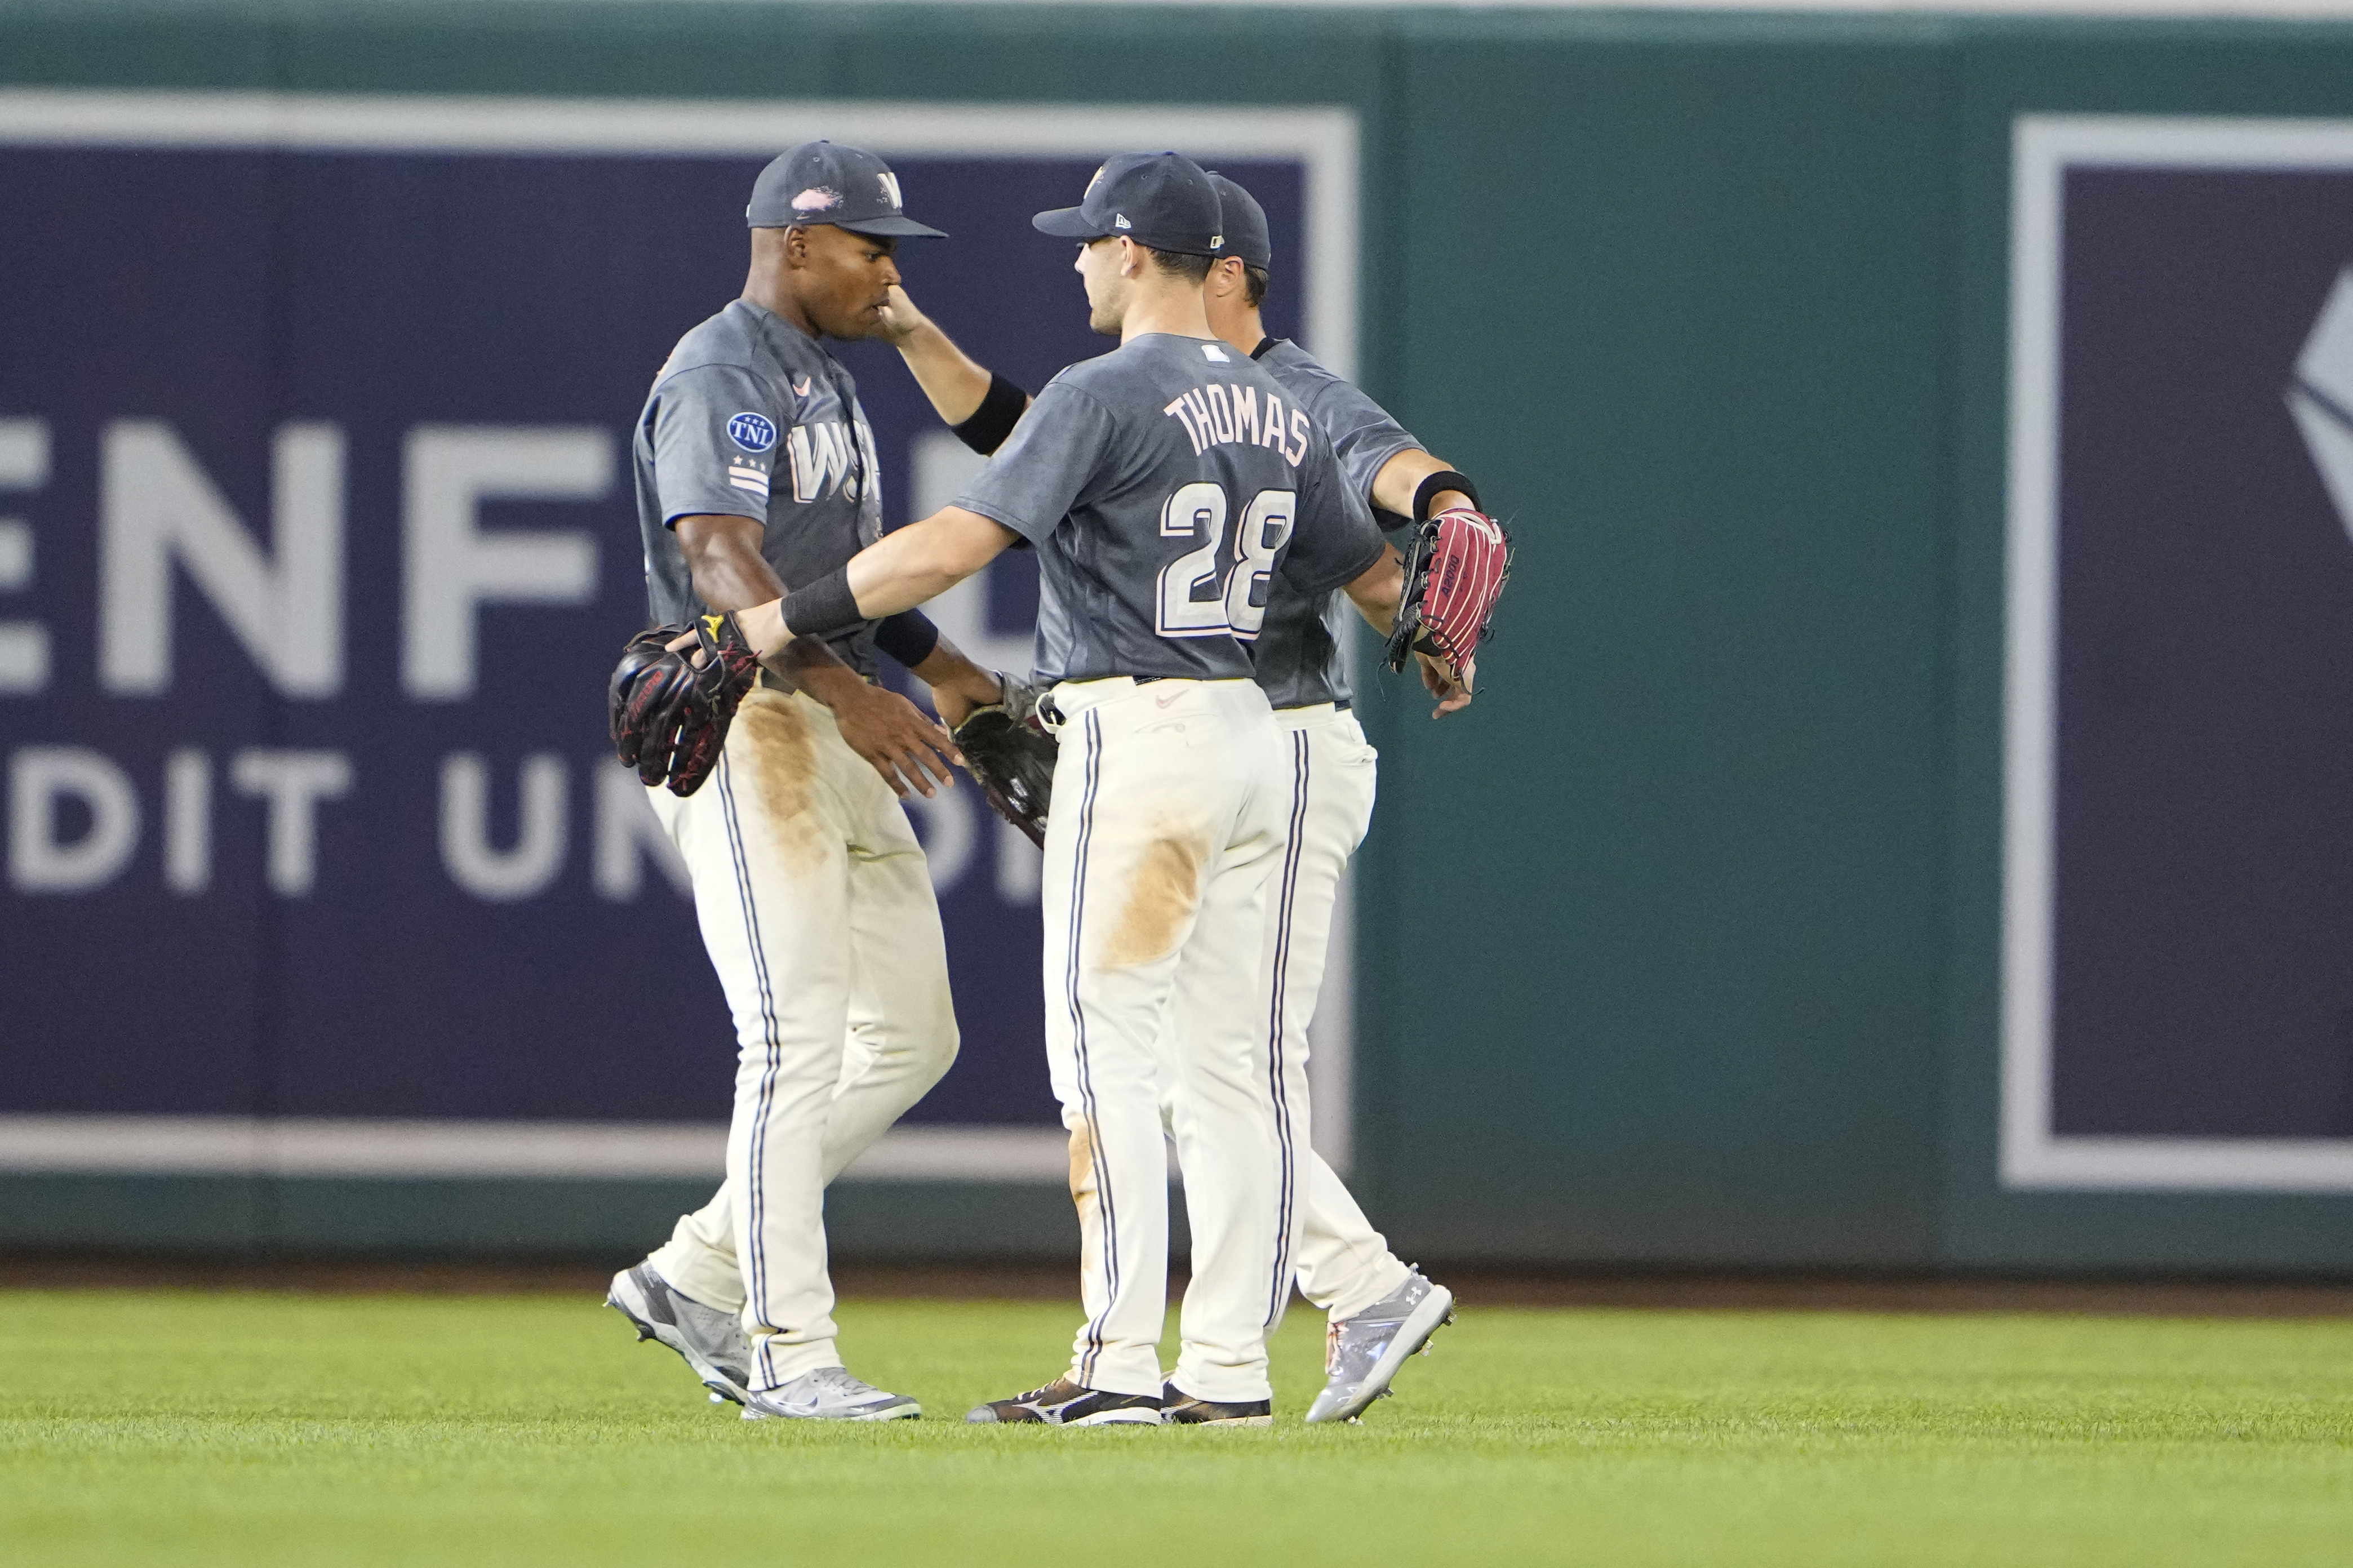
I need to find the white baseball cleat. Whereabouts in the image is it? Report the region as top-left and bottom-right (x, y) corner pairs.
(740, 1365), (922, 1422)
(606, 1263), (754, 1406)
(1303, 1268), (1457, 1425)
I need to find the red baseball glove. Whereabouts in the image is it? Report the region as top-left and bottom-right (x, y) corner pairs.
(1383, 507), (1512, 687)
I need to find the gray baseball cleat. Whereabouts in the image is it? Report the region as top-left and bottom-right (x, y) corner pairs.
(1303, 1268), (1457, 1424)
(740, 1365), (921, 1422)
(606, 1263), (753, 1406)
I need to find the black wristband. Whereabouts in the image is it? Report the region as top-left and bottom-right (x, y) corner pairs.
(950, 372), (1030, 456)
(872, 608), (941, 669)
(1412, 469), (1481, 522)
(780, 567), (864, 639)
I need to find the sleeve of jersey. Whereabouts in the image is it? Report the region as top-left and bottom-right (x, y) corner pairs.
(1279, 434), (1387, 597)
(1299, 375), (1423, 515)
(649, 364), (787, 528)
(949, 378), (1115, 548)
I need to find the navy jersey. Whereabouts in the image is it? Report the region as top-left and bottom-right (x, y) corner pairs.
(954, 334), (1383, 686)
(633, 299), (885, 674)
(1247, 338), (1423, 710)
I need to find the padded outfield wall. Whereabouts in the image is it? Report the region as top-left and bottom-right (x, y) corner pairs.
(3, 0), (2352, 1276)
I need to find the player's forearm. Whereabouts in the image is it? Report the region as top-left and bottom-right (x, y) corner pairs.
(674, 512), (865, 690)
(894, 317), (998, 425)
(908, 632), (996, 698)
(736, 508), (1016, 659)
(1341, 544), (1406, 633)
(1371, 450), (1476, 521)
(772, 638), (867, 704)
(908, 633), (1007, 729)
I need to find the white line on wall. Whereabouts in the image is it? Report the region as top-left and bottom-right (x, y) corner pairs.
(0, 1115), (1076, 1183)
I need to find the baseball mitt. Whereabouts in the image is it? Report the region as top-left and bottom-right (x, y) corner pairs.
(953, 675), (1056, 849)
(609, 612), (762, 798)
(1383, 507), (1512, 686)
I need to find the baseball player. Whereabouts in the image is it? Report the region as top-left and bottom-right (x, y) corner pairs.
(604, 141), (1009, 1423)
(1195, 171), (1473, 1421)
(730, 152), (1400, 1424)
(867, 175), (1479, 1423)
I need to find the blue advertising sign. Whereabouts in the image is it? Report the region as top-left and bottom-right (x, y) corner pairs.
(2005, 117), (2353, 1191)
(0, 95), (1343, 1179)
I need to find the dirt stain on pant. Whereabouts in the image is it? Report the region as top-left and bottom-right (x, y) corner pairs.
(1096, 834), (1206, 968)
(734, 691), (826, 877)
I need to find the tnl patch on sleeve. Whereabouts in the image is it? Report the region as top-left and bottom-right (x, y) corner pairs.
(725, 412), (777, 504)
(726, 411), (779, 452)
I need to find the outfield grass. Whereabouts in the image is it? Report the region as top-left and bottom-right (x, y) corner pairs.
(2, 1289), (2349, 1566)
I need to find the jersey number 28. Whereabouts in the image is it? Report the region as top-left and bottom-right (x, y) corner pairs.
(1156, 482), (1297, 641)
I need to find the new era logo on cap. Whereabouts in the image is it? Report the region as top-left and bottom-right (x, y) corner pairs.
(1033, 151), (1222, 257)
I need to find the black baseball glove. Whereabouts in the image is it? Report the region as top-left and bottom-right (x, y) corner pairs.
(953, 675), (1056, 849)
(609, 612), (762, 798)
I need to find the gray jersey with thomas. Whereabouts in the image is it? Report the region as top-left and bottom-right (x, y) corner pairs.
(953, 334), (1384, 687)
(1249, 337), (1422, 710)
(633, 299), (886, 675)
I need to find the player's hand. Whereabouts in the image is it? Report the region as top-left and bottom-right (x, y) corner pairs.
(873, 285), (929, 345)
(929, 666), (1009, 732)
(829, 679), (964, 798)
(1418, 651), (1473, 719)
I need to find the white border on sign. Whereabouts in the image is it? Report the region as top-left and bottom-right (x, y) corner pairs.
(0, 87), (1360, 1184)
(2005, 114), (2353, 1191)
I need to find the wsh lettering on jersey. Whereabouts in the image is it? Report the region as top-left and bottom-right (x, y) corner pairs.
(787, 419), (881, 503)
(1164, 382), (1310, 464)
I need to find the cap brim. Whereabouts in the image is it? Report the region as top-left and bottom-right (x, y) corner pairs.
(837, 214), (949, 239)
(1032, 205), (1109, 239)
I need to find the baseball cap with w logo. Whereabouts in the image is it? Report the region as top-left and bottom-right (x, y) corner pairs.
(747, 141), (948, 238)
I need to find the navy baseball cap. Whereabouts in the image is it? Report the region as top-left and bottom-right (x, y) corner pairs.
(1207, 173), (1272, 270)
(1033, 152), (1223, 257)
(747, 141), (946, 238)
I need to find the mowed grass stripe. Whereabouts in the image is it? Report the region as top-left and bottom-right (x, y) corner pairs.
(2, 1290), (2348, 1567)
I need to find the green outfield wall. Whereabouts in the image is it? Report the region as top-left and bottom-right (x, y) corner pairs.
(6, 0), (2353, 1276)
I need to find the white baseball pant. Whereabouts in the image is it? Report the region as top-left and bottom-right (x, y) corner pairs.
(642, 687), (959, 1390)
(1157, 703), (1413, 1336)
(1043, 676), (1292, 1404)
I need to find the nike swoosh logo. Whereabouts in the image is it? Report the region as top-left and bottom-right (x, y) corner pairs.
(1155, 691), (1181, 708)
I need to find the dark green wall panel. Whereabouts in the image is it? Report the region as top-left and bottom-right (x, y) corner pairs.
(1352, 28), (1954, 1265)
(0, 1174), (1091, 1261)
(0, 1), (273, 88)
(0, 1175), (265, 1253)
